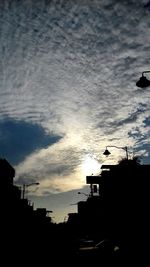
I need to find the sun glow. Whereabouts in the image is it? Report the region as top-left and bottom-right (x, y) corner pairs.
(81, 155), (101, 176)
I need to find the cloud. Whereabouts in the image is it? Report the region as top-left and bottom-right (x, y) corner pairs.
(1, 0), (150, 198)
(15, 137), (87, 194)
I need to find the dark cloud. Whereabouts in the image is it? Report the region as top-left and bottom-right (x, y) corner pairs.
(116, 105), (147, 126)
(0, 118), (62, 164)
(144, 1), (150, 10)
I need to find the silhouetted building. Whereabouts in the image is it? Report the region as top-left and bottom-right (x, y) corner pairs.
(67, 212), (79, 225)
(76, 159), (150, 247)
(0, 158), (21, 204)
(100, 162), (150, 241)
(0, 158), (15, 185)
(0, 158), (53, 248)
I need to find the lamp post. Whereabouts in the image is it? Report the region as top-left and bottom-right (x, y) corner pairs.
(22, 182), (40, 199)
(136, 71), (150, 88)
(103, 145), (129, 160)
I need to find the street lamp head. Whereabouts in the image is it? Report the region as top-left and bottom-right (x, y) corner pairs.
(103, 148), (111, 156)
(136, 75), (150, 88)
(136, 71), (150, 88)
(103, 145), (128, 160)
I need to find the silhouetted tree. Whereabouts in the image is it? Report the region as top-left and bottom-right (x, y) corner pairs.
(118, 156), (141, 166)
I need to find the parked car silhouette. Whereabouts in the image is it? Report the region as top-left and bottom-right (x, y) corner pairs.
(78, 238), (120, 259)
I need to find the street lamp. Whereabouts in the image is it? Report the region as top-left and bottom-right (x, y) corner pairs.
(22, 182), (40, 199)
(103, 145), (128, 160)
(136, 71), (150, 88)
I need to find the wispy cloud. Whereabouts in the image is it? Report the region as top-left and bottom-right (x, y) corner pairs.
(1, 0), (150, 197)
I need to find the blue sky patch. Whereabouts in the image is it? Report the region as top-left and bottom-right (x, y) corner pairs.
(0, 118), (62, 165)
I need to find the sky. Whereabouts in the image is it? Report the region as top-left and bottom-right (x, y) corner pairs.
(0, 0), (150, 223)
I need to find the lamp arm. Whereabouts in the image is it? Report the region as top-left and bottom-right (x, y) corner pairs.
(106, 145), (128, 160)
(142, 71), (150, 76)
(106, 145), (127, 151)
